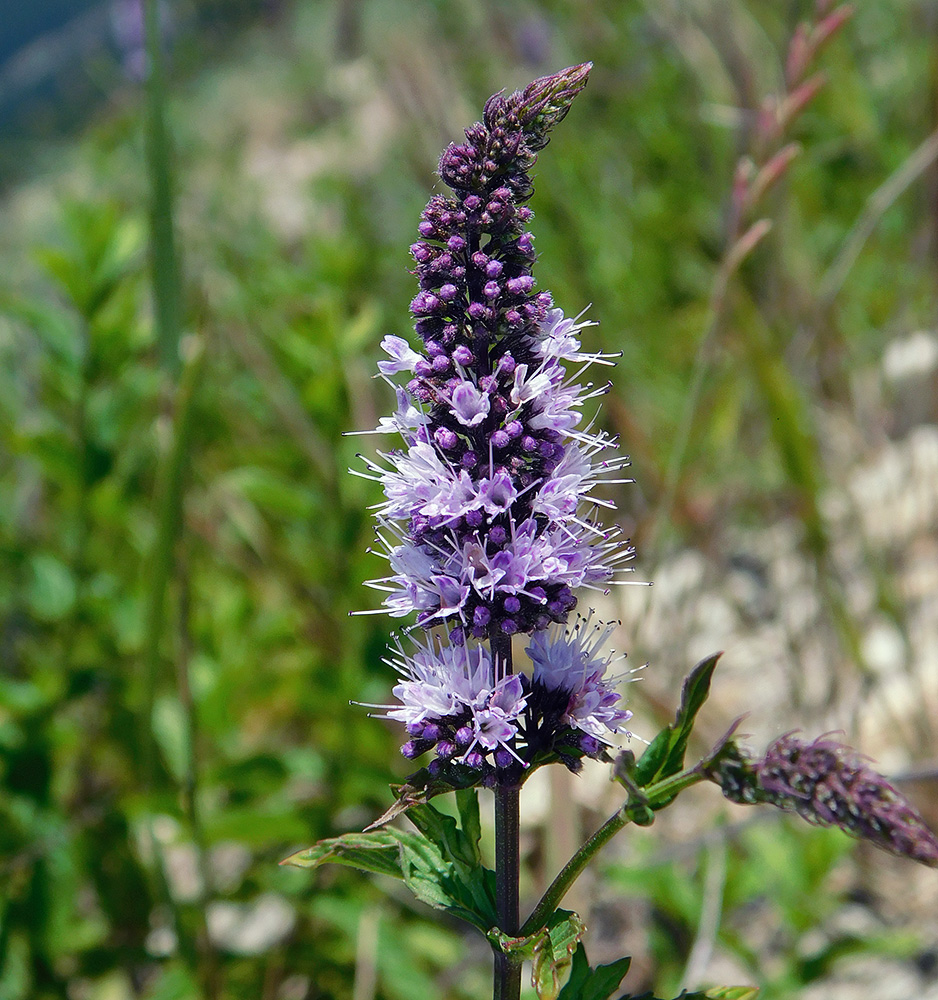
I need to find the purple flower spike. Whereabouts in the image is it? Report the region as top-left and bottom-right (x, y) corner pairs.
(706, 733), (938, 867)
(353, 65), (643, 784)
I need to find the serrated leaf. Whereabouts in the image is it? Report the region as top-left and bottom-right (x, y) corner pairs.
(280, 829), (415, 879)
(556, 943), (631, 1000)
(634, 652), (722, 787)
(407, 802), (478, 870)
(398, 834), (496, 932)
(403, 800), (497, 928)
(286, 820), (497, 932)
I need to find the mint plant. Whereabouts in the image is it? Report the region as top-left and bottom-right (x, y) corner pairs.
(284, 62), (938, 1000)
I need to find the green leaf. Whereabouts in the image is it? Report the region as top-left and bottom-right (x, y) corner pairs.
(26, 553), (77, 622)
(556, 943), (631, 1000)
(634, 652), (722, 787)
(455, 788), (482, 865)
(398, 833), (496, 932)
(283, 816), (498, 933)
(491, 911), (586, 1000)
(407, 803), (478, 870)
(280, 829), (415, 879)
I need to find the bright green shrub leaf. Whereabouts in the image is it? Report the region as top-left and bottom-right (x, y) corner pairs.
(26, 553), (76, 622)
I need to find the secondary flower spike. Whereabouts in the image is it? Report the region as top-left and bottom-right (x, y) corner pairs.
(353, 64), (639, 784)
(706, 733), (938, 867)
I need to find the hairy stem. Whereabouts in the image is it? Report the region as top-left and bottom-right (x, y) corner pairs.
(491, 631), (522, 1000)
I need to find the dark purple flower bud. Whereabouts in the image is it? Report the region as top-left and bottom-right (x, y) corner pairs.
(436, 741), (456, 759)
(414, 359), (433, 378)
(485, 260), (504, 278)
(484, 281), (501, 300)
(491, 429), (510, 449)
(421, 723), (440, 741)
(473, 606), (491, 627)
(461, 451), (478, 468)
(521, 435), (538, 453)
(455, 726), (473, 746)
(579, 734), (601, 756)
(411, 242), (433, 262)
(402, 741), (422, 759)
(453, 344), (473, 366)
(465, 508), (483, 528)
(504, 596), (521, 614)
(494, 749), (515, 768)
(408, 380), (432, 402)
(465, 751), (485, 769)
(489, 526), (507, 546)
(500, 618), (518, 634)
(465, 195), (482, 211)
(418, 220), (436, 237)
(497, 354), (516, 374)
(505, 420), (523, 438)
(529, 586), (547, 603)
(447, 235), (466, 252)
(439, 284), (458, 302)
(432, 354), (451, 373)
(449, 626), (465, 646)
(467, 302), (486, 320)
(505, 309), (523, 327)
(507, 275), (535, 295)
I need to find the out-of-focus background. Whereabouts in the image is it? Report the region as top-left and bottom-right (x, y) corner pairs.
(1, 1), (937, 998)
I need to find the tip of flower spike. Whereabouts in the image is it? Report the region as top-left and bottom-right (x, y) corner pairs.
(485, 62), (593, 149)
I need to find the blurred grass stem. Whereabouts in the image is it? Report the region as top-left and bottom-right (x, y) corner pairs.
(820, 128), (938, 303)
(141, 1), (217, 992)
(144, 0), (182, 373)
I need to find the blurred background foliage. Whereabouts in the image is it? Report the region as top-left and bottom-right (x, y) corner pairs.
(1, 0), (937, 998)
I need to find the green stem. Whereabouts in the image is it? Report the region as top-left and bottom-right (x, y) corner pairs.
(520, 769), (704, 937)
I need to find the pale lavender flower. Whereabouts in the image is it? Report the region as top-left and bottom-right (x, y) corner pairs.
(527, 614), (634, 742)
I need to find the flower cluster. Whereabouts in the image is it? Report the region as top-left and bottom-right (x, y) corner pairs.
(368, 616), (634, 786)
(706, 733), (938, 866)
(355, 64), (636, 783)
